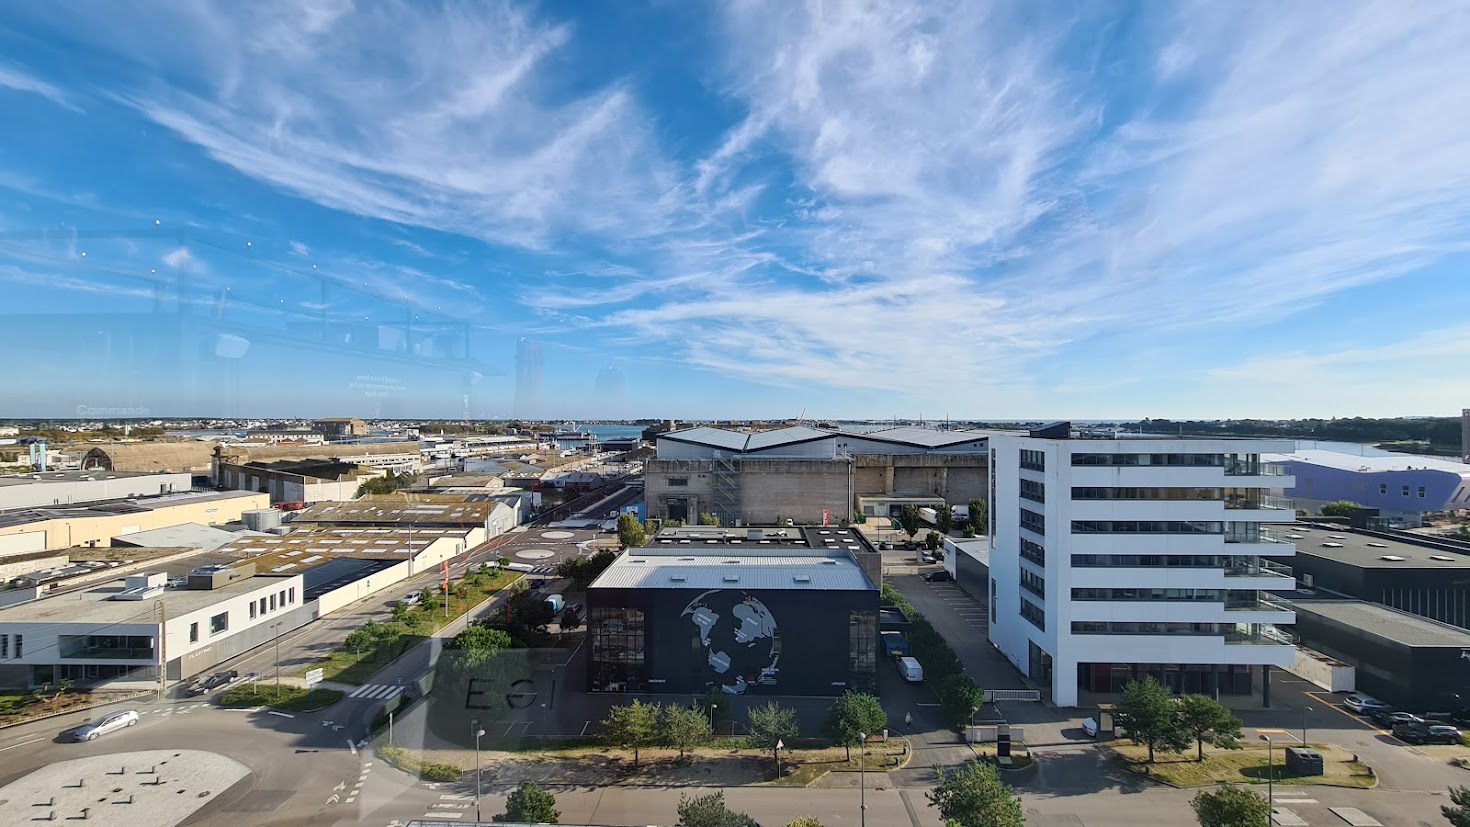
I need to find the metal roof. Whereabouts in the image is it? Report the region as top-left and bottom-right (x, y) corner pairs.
(289, 499), (507, 525)
(590, 548), (875, 591)
(1289, 524), (1470, 568)
(1293, 599), (1470, 647)
(844, 427), (999, 448)
(112, 523), (266, 552)
(1269, 449), (1470, 476)
(658, 426), (833, 453)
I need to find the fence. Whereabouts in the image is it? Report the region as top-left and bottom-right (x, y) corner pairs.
(984, 689), (1041, 703)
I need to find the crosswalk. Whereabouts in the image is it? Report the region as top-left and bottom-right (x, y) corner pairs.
(422, 794), (473, 820)
(138, 703), (214, 715)
(349, 684), (405, 700)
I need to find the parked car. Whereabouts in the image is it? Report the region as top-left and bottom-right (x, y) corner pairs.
(878, 542), (893, 550)
(922, 570), (952, 582)
(1395, 722), (1462, 744)
(73, 709), (139, 741)
(1369, 708), (1421, 728)
(1344, 694), (1391, 714)
(1082, 717), (1099, 738)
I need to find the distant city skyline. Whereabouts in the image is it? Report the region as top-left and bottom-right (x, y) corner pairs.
(2, 4), (1468, 419)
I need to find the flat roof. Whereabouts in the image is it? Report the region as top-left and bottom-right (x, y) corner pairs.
(1288, 524), (1470, 569)
(0, 470), (179, 487)
(652, 525), (875, 552)
(1269, 449), (1470, 476)
(112, 523), (268, 552)
(842, 427), (1001, 448)
(658, 426), (834, 453)
(290, 499), (502, 525)
(215, 527), (466, 572)
(591, 547), (875, 591)
(302, 557), (399, 601)
(0, 572), (296, 624)
(1292, 599), (1470, 647)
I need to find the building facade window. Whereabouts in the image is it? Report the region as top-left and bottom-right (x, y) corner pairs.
(269, 594), (276, 612)
(1020, 597), (1046, 631)
(1418, 486), (1427, 498)
(1, 634), (7, 659)
(1020, 539), (1046, 567)
(590, 607), (646, 692)
(1020, 568), (1045, 599)
(289, 587), (296, 604)
(1380, 483), (1389, 495)
(1072, 520), (1222, 534)
(189, 623), (199, 643)
(1072, 453), (1225, 467)
(14, 634), (21, 658)
(250, 603), (257, 619)
(668, 478), (689, 486)
(1020, 508), (1046, 535)
(1020, 479), (1046, 503)
(848, 610), (878, 692)
(1403, 485), (1411, 496)
(1072, 587), (1225, 601)
(209, 612), (229, 636)
(1072, 553), (1227, 567)
(1072, 487), (1221, 501)
(1019, 449), (1046, 472)
(1071, 621), (1228, 635)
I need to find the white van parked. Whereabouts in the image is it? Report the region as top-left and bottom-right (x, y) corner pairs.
(896, 656), (924, 683)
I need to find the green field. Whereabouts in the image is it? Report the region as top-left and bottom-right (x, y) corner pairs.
(217, 683), (345, 713)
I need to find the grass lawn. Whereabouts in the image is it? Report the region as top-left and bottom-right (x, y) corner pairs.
(218, 683), (346, 713)
(310, 570), (519, 684)
(772, 744), (910, 786)
(1109, 743), (1376, 788)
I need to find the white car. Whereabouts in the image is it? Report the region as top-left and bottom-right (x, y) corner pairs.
(1344, 694), (1390, 713)
(399, 592), (423, 606)
(73, 709), (139, 741)
(1082, 717), (1099, 738)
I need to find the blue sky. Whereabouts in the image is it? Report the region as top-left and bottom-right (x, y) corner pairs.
(2, 1), (1469, 421)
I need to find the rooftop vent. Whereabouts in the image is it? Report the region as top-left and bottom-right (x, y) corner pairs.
(670, 575), (686, 583)
(1286, 534), (1304, 539)
(1321, 542), (1344, 548)
(1328, 535), (1346, 540)
(723, 574), (739, 582)
(793, 575), (811, 583)
(1431, 555), (1456, 562)
(1380, 555), (1406, 561)
(821, 560), (839, 565)
(1366, 542), (1389, 548)
(679, 557), (696, 562)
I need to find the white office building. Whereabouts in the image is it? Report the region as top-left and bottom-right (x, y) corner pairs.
(987, 426), (1298, 707)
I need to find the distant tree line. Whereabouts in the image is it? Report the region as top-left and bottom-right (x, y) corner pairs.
(1119, 417), (1462, 449)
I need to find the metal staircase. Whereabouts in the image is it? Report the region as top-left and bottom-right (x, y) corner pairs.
(710, 454), (741, 525)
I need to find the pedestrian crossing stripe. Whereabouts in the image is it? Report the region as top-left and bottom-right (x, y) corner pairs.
(349, 684), (404, 700)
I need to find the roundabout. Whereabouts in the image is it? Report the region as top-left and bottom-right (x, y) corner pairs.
(539, 530), (576, 540)
(515, 549), (556, 560)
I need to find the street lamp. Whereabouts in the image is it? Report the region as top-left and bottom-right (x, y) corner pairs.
(858, 731), (868, 827)
(709, 703), (717, 733)
(1259, 733), (1274, 815)
(473, 719), (486, 823)
(1302, 705), (1313, 746)
(273, 622), (283, 690)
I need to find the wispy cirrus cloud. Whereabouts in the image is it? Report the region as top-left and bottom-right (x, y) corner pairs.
(0, 63), (81, 112)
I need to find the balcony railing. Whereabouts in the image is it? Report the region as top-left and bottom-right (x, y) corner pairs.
(1224, 593), (1294, 612)
(59, 646), (156, 660)
(1224, 495), (1294, 511)
(1224, 559), (1294, 579)
(1225, 625), (1296, 645)
(1224, 459), (1288, 476)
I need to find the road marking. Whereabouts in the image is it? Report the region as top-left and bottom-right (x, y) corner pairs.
(325, 794), (341, 805)
(268, 711), (295, 718)
(431, 802), (469, 809)
(0, 737), (43, 752)
(349, 684), (404, 700)
(440, 794), (474, 801)
(1271, 808), (1308, 827)
(334, 782), (346, 792)
(1276, 798), (1317, 804)
(1255, 728), (1288, 734)
(423, 813), (463, 820)
(345, 797), (356, 804)
(1328, 807), (1382, 827)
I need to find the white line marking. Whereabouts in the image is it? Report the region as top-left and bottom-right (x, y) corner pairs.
(268, 711), (295, 718)
(0, 738), (43, 753)
(439, 794), (474, 801)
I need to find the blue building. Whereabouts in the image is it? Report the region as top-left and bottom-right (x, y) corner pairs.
(1271, 449), (1470, 526)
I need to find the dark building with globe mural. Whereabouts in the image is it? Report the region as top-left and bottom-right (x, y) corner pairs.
(586, 530), (881, 697)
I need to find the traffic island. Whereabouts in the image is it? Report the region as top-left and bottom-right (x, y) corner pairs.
(0, 749), (249, 827)
(1107, 743), (1376, 788)
(217, 684), (345, 714)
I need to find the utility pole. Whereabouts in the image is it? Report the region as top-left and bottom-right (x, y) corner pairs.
(155, 600), (167, 702)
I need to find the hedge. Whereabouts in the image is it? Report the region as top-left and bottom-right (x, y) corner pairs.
(379, 745), (463, 782)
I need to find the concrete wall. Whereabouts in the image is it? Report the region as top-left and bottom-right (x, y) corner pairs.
(0, 493), (270, 550)
(0, 473), (192, 511)
(0, 554), (69, 583)
(0, 533), (46, 556)
(1288, 646), (1355, 692)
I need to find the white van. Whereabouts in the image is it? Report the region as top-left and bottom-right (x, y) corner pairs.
(896, 656), (924, 683)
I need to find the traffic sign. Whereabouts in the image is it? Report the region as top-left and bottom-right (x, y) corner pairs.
(305, 668), (325, 686)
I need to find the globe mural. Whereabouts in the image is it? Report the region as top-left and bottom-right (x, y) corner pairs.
(682, 589), (781, 695)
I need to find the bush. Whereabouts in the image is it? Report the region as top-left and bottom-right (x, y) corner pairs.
(379, 745), (463, 782)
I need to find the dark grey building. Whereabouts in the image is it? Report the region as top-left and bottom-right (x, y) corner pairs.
(586, 537), (880, 697)
(1292, 599), (1470, 711)
(1288, 524), (1470, 629)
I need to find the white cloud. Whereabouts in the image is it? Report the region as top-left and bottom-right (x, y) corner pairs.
(161, 247), (196, 269)
(288, 240), (310, 257)
(0, 64), (80, 112)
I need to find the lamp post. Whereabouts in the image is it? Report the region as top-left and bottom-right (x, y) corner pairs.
(273, 622), (283, 690)
(1259, 733), (1274, 815)
(709, 703), (717, 734)
(1302, 705), (1313, 746)
(858, 731), (868, 827)
(473, 719), (486, 823)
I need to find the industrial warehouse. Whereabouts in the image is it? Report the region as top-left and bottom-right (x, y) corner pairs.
(586, 526), (881, 697)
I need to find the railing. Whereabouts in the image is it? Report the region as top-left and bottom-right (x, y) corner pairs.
(59, 647), (156, 660)
(1223, 495), (1294, 511)
(1224, 459), (1288, 476)
(1223, 559), (1294, 578)
(1224, 593), (1294, 612)
(1224, 625), (1296, 645)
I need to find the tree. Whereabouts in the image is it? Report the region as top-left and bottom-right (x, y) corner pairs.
(1177, 694), (1243, 761)
(1114, 676), (1191, 763)
(560, 608), (582, 631)
(1191, 784), (1270, 827)
(698, 511), (722, 526)
(747, 701), (799, 778)
(926, 760), (1024, 827)
(935, 504), (953, 534)
(494, 781), (560, 824)
(450, 625), (514, 653)
(786, 819), (822, 827)
(823, 692), (887, 760)
(659, 703), (712, 758)
(617, 512), (647, 548)
(899, 505), (921, 539)
(391, 602), (411, 623)
(1320, 500), (1361, 517)
(967, 499), (987, 534)
(1446, 786), (1470, 827)
(926, 532), (941, 552)
(601, 699), (658, 768)
(676, 792), (759, 827)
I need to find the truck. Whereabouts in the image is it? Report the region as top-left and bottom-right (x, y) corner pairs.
(881, 631), (910, 657)
(896, 656), (924, 683)
(918, 507), (938, 526)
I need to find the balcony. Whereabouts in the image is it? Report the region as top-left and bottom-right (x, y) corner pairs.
(1225, 625), (1296, 645)
(1224, 592), (1294, 612)
(1224, 458), (1287, 476)
(1223, 559), (1294, 579)
(1224, 495), (1294, 511)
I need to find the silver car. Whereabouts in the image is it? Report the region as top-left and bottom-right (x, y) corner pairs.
(73, 709), (139, 741)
